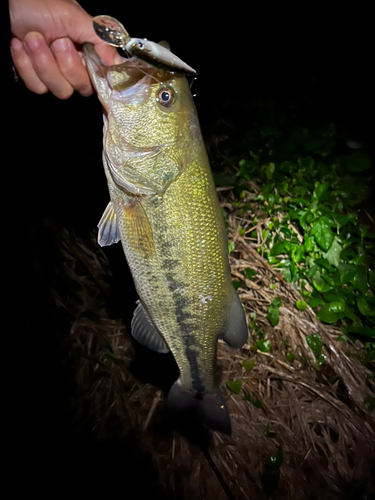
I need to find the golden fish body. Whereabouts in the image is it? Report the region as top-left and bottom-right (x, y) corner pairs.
(84, 43), (248, 433)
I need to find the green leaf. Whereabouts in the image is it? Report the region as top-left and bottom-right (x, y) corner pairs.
(226, 379), (242, 394)
(338, 263), (358, 284)
(287, 351), (296, 362)
(315, 258), (334, 272)
(257, 339), (271, 352)
(228, 241), (235, 254)
(299, 156), (314, 170)
(296, 300), (307, 311)
(281, 268), (292, 283)
(342, 305), (359, 322)
(265, 162), (275, 180)
(267, 306), (279, 327)
(311, 217), (334, 251)
(309, 297), (325, 308)
(270, 241), (286, 256)
(238, 226), (246, 236)
(352, 266), (368, 294)
(313, 181), (329, 200)
(272, 297), (282, 307)
(244, 268), (257, 279)
(323, 289), (346, 302)
(312, 270), (332, 293)
(337, 335), (347, 342)
(317, 304), (340, 323)
(328, 299), (346, 313)
(344, 151), (372, 172)
(316, 352), (326, 368)
(291, 245), (305, 264)
(347, 326), (375, 338)
(242, 360), (255, 372)
(306, 333), (323, 353)
(266, 446), (284, 470)
(232, 280), (243, 290)
(243, 394), (263, 408)
(331, 213), (357, 230)
(323, 237), (342, 268)
(304, 236), (313, 252)
(357, 296), (375, 317)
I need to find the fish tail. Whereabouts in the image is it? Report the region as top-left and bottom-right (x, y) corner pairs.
(167, 381), (231, 435)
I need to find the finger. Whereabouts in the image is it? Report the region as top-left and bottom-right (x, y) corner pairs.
(24, 32), (74, 100)
(10, 37), (48, 95)
(51, 37), (94, 97)
(93, 42), (123, 66)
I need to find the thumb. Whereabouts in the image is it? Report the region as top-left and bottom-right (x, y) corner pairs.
(91, 41), (123, 66)
(67, 7), (123, 65)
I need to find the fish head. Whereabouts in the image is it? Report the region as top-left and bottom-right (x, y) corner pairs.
(84, 43), (201, 195)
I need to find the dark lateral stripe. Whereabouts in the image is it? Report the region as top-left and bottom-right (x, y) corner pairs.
(164, 262), (205, 394)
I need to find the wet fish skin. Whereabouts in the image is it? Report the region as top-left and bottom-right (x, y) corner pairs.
(84, 43), (248, 434)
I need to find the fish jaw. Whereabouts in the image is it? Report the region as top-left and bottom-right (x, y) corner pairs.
(83, 43), (112, 110)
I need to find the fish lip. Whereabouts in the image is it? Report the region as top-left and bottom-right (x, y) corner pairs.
(83, 42), (106, 69)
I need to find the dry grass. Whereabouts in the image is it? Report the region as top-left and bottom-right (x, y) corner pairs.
(49, 186), (375, 499)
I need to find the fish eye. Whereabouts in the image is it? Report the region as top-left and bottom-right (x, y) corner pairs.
(157, 87), (175, 107)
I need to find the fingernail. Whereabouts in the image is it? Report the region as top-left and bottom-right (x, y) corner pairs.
(52, 38), (69, 52)
(10, 38), (23, 51)
(25, 33), (42, 50)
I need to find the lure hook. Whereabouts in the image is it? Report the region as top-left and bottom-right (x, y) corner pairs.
(92, 15), (196, 75)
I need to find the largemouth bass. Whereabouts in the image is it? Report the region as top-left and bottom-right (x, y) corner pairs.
(84, 41), (248, 434)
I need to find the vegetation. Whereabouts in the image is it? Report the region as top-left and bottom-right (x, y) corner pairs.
(217, 123), (374, 370)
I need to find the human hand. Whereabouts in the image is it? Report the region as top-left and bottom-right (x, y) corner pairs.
(9, 0), (122, 98)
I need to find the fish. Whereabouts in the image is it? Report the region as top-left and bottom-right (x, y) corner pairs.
(83, 39), (248, 434)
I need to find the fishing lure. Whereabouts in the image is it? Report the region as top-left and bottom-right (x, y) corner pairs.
(93, 15), (196, 75)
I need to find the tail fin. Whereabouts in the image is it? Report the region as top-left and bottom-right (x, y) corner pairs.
(167, 381), (231, 435)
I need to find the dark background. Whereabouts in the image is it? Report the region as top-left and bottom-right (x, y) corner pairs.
(7, 3), (373, 496)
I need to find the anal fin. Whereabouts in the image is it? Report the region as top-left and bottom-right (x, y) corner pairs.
(131, 300), (169, 353)
(221, 286), (248, 348)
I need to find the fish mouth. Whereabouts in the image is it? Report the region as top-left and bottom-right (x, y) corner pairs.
(84, 43), (178, 109)
(84, 43), (170, 89)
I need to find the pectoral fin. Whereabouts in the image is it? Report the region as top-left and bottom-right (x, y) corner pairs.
(120, 199), (155, 259)
(97, 202), (120, 247)
(221, 287), (248, 348)
(131, 300), (169, 353)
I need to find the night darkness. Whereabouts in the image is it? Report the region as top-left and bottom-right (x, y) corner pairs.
(7, 3), (374, 496)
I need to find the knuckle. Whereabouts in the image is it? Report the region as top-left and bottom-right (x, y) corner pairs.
(56, 86), (74, 100)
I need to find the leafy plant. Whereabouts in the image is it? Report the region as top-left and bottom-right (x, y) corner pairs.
(230, 123), (374, 344)
(226, 379), (242, 394)
(267, 297), (282, 327)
